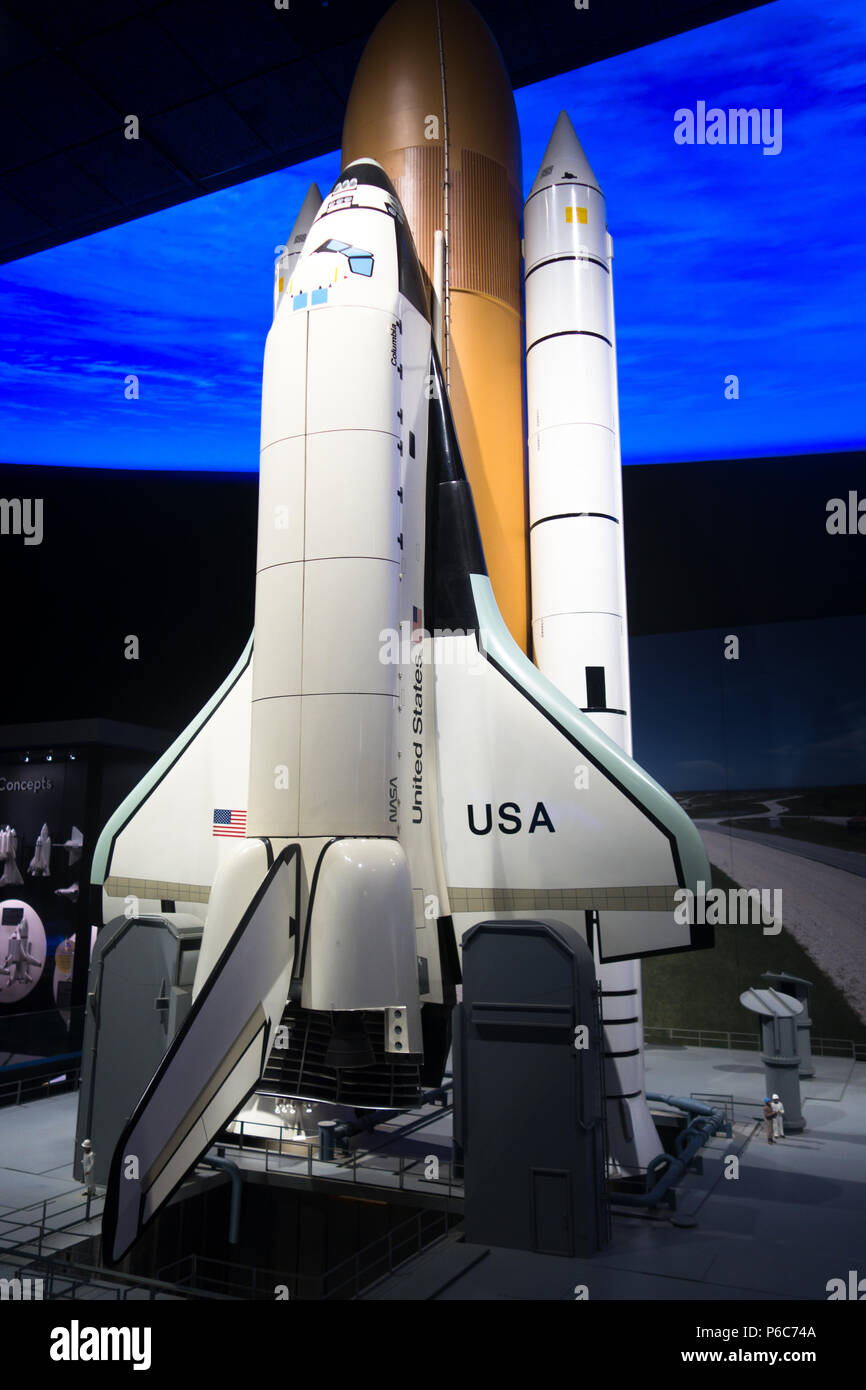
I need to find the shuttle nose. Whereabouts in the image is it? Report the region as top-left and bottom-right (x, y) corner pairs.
(336, 158), (402, 203)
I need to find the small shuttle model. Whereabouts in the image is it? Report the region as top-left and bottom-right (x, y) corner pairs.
(96, 0), (712, 1260)
(57, 825), (84, 867)
(0, 826), (24, 886)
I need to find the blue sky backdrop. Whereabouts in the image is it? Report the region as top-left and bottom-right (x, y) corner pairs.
(1, 0), (864, 471)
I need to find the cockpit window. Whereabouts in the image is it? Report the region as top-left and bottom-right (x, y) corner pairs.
(313, 240), (374, 277)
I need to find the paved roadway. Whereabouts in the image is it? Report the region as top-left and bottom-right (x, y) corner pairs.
(698, 825), (866, 1024)
(696, 819), (866, 879)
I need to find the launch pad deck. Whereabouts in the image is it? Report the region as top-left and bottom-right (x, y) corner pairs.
(2, 1042), (864, 1301)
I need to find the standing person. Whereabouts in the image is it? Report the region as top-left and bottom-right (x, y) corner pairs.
(771, 1093), (785, 1139)
(763, 1097), (775, 1143)
(81, 1139), (96, 1213)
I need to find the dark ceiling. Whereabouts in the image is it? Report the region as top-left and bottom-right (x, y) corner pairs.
(0, 0), (772, 265)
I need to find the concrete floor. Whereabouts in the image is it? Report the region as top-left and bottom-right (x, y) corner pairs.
(0, 1090), (102, 1264)
(2, 1044), (864, 1300)
(366, 1044), (866, 1300)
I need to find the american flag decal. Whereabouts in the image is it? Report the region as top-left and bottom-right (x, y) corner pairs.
(412, 605), (423, 637)
(212, 808), (247, 838)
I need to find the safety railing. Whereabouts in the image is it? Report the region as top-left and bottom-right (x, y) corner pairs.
(806, 1036), (866, 1061)
(157, 1206), (461, 1301)
(645, 1026), (866, 1061)
(157, 1251), (325, 1300)
(0, 1190), (103, 1259)
(689, 1092), (737, 1127)
(0, 1249), (228, 1301)
(321, 1206), (460, 1299)
(215, 1115), (464, 1198)
(0, 1057), (81, 1107)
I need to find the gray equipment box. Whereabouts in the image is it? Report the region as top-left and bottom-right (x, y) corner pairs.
(75, 914), (203, 1183)
(453, 918), (609, 1257)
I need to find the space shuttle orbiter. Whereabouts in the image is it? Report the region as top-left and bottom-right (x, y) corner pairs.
(98, 152), (710, 1262)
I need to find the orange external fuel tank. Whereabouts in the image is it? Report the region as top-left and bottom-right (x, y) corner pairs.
(342, 0), (529, 651)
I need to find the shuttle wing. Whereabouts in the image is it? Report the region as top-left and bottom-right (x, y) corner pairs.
(91, 638), (253, 927)
(425, 348), (712, 961)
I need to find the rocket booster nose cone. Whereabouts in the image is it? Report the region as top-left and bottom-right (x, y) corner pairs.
(528, 110), (602, 202)
(274, 181), (324, 317)
(285, 182), (323, 246)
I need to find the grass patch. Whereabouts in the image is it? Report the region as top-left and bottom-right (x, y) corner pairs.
(675, 793), (773, 818)
(780, 786), (866, 817)
(673, 785), (866, 819)
(721, 817), (866, 855)
(641, 865), (866, 1045)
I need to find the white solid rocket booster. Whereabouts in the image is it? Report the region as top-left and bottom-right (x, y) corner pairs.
(524, 111), (660, 1169)
(274, 183), (323, 319)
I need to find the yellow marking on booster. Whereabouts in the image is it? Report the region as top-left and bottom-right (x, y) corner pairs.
(565, 206), (588, 224)
(278, 277), (284, 292)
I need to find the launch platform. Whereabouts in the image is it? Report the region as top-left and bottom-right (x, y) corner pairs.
(2, 1040), (863, 1301)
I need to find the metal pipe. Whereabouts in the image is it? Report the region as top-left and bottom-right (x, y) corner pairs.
(332, 1080), (453, 1143)
(610, 1094), (728, 1210)
(647, 1092), (722, 1119)
(200, 1156), (242, 1245)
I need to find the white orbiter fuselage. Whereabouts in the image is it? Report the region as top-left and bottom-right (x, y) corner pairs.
(97, 161), (711, 1262)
